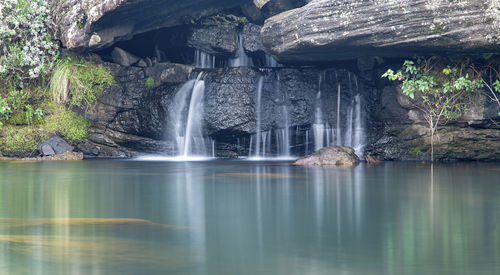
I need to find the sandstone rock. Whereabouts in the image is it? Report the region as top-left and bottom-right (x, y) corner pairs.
(294, 146), (360, 166)
(51, 0), (249, 52)
(261, 0), (500, 63)
(38, 136), (74, 156)
(111, 47), (140, 67)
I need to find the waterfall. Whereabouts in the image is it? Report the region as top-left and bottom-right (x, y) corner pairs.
(353, 94), (365, 157)
(194, 49), (215, 68)
(277, 73), (291, 157)
(336, 82), (342, 145)
(167, 73), (212, 160)
(250, 76), (264, 158)
(310, 71), (366, 158)
(182, 76), (207, 156)
(313, 74), (325, 151)
(229, 34), (253, 67)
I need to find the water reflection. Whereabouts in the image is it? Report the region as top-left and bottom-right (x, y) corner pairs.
(0, 161), (499, 274)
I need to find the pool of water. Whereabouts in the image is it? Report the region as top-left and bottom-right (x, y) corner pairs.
(0, 160), (499, 274)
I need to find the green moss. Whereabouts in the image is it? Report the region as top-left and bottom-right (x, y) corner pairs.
(44, 106), (89, 142)
(145, 77), (159, 88)
(409, 146), (425, 157)
(0, 126), (49, 157)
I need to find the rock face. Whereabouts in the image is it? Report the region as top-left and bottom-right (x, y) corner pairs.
(261, 0), (500, 63)
(83, 61), (377, 157)
(294, 146), (360, 166)
(51, 0), (249, 51)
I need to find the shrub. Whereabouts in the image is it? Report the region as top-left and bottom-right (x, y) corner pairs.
(44, 106), (89, 142)
(383, 57), (483, 161)
(50, 55), (115, 107)
(0, 0), (58, 86)
(0, 98), (12, 125)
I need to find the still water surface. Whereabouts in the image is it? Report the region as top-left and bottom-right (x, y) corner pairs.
(0, 160), (499, 274)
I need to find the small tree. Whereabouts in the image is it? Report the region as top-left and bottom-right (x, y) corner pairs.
(382, 57), (483, 162)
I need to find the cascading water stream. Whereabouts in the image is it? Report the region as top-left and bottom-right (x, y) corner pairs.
(276, 73), (291, 158)
(310, 71), (366, 158)
(182, 76), (207, 157)
(229, 34), (253, 67)
(313, 74), (325, 151)
(194, 49), (215, 68)
(250, 76), (264, 159)
(164, 73), (213, 160)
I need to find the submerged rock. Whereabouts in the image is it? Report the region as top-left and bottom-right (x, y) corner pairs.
(261, 0), (500, 63)
(294, 146), (360, 166)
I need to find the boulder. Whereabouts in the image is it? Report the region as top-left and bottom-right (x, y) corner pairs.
(294, 146), (360, 166)
(51, 0), (249, 52)
(261, 0), (500, 63)
(38, 136), (74, 156)
(111, 47), (140, 67)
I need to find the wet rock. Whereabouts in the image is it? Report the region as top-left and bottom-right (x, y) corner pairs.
(38, 136), (74, 156)
(294, 146), (360, 166)
(111, 47), (140, 67)
(261, 0), (500, 63)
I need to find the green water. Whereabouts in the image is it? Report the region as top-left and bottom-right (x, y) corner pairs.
(0, 160), (499, 274)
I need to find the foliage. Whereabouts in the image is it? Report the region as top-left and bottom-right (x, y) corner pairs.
(0, 125), (48, 157)
(50, 55), (115, 107)
(0, 0), (58, 86)
(382, 57), (483, 161)
(44, 105), (89, 142)
(0, 98), (12, 125)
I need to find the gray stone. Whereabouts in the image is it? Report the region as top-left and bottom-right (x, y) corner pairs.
(38, 136), (74, 156)
(111, 47), (140, 67)
(261, 0), (500, 63)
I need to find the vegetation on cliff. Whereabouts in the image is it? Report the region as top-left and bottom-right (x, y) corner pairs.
(383, 56), (500, 162)
(0, 0), (114, 157)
